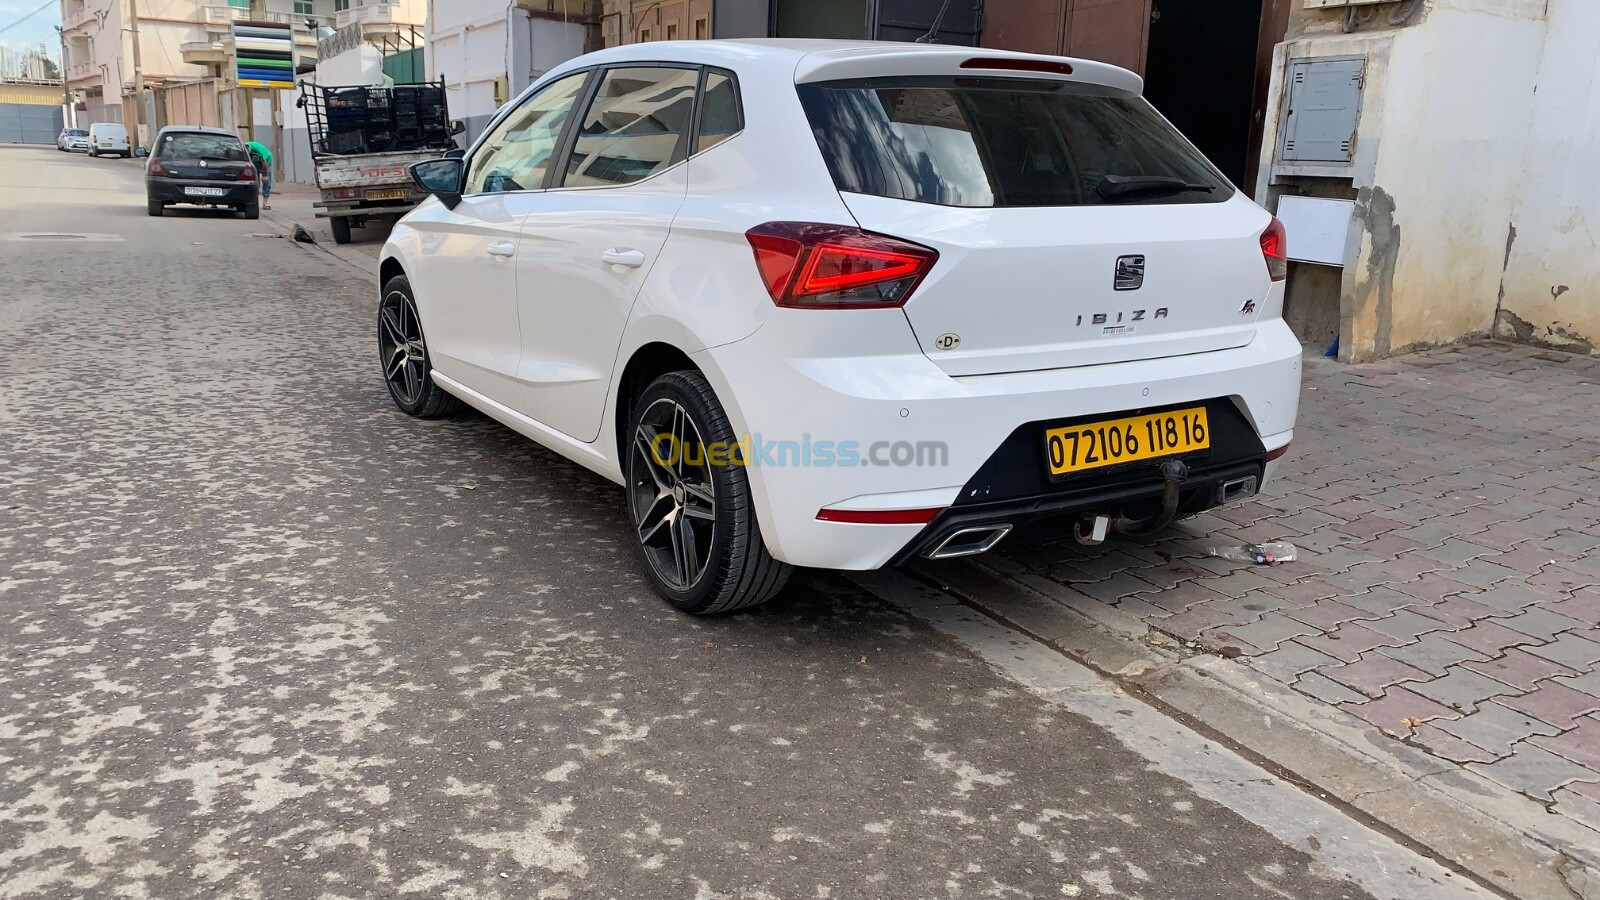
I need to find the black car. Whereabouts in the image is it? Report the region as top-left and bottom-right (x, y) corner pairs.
(145, 127), (261, 219)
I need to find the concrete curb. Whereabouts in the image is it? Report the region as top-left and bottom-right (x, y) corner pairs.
(910, 557), (1600, 900)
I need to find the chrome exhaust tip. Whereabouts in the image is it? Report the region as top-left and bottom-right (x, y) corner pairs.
(926, 524), (1013, 560)
(1216, 476), (1259, 505)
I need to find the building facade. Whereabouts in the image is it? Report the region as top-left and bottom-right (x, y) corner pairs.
(425, 0), (591, 141)
(1255, 0), (1600, 360)
(59, 0), (340, 143)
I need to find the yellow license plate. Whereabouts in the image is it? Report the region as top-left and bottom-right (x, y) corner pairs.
(367, 188), (408, 200)
(1045, 407), (1210, 476)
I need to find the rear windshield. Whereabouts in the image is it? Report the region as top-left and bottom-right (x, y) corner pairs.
(157, 133), (246, 161)
(797, 77), (1231, 208)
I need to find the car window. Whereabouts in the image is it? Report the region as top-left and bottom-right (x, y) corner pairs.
(695, 70), (742, 154)
(465, 71), (589, 196)
(157, 133), (246, 161)
(798, 76), (1232, 207)
(560, 66), (698, 188)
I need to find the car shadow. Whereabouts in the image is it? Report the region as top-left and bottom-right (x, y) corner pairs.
(419, 404), (907, 631)
(156, 206), (255, 220)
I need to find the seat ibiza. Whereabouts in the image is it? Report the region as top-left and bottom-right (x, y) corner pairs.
(382, 40), (1301, 615)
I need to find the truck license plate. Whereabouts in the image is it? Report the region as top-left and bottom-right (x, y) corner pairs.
(366, 188), (407, 201)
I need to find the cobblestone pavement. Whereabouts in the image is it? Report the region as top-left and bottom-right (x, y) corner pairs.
(997, 341), (1600, 837)
(4, 149), (1481, 898)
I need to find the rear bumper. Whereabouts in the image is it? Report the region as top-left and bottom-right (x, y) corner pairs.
(694, 315), (1302, 570)
(889, 456), (1266, 566)
(147, 179), (257, 205)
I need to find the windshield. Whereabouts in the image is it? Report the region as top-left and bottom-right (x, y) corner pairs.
(157, 133), (246, 161)
(65, 130), (87, 137)
(797, 76), (1232, 208)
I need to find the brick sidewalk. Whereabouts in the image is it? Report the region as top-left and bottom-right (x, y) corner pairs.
(995, 342), (1600, 836)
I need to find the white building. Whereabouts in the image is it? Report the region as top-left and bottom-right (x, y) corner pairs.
(59, 0), (339, 142)
(1, 44), (59, 82)
(425, 0), (588, 141)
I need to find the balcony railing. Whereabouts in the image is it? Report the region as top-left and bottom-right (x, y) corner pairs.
(62, 3), (99, 32)
(335, 3), (421, 30)
(203, 5), (336, 31)
(66, 61), (98, 84)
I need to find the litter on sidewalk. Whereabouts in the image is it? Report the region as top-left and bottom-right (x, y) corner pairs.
(1206, 541), (1299, 565)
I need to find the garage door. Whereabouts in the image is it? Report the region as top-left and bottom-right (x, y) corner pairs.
(0, 103), (65, 145)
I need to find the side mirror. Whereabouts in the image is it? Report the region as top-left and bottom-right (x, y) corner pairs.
(411, 158), (465, 210)
(134, 147), (149, 158)
(449, 119), (466, 136)
(443, 147), (466, 159)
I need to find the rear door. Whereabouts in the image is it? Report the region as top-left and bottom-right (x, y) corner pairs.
(796, 75), (1276, 378)
(511, 65), (699, 441)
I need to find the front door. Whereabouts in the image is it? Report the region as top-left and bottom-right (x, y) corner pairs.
(405, 71), (591, 402)
(513, 66), (698, 442)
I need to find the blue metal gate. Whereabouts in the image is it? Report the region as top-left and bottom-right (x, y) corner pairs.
(0, 102), (65, 145)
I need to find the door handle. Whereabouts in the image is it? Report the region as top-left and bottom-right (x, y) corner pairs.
(487, 241), (516, 258)
(601, 248), (647, 268)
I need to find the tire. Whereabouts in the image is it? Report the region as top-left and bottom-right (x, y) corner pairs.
(147, 200), (163, 217)
(330, 216), (353, 245)
(379, 275), (460, 419)
(626, 371), (791, 615)
(242, 203), (260, 220)
(88, 149), (97, 158)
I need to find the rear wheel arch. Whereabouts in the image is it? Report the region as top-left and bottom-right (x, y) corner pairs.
(614, 342), (699, 461)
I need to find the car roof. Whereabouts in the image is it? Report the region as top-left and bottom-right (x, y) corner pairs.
(156, 125), (239, 138)
(546, 38), (1142, 95)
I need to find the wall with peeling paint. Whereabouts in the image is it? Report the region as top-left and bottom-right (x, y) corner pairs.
(1350, 0), (1546, 361)
(1259, 0), (1575, 362)
(1495, 0), (1600, 356)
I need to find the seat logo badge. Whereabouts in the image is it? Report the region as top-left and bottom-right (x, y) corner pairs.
(934, 333), (961, 351)
(1241, 299), (1257, 315)
(1114, 255), (1145, 291)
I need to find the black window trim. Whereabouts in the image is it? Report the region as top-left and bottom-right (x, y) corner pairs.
(462, 66), (599, 198)
(692, 66), (745, 156)
(547, 61), (706, 193)
(464, 60), (747, 197)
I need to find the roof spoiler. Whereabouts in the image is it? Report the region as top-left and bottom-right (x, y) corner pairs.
(793, 47), (1142, 94)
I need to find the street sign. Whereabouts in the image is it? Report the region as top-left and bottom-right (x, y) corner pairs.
(232, 22), (295, 89)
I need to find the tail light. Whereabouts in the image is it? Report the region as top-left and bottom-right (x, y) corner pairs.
(147, 159), (166, 176)
(745, 222), (938, 309)
(1261, 217), (1288, 282)
(240, 164), (257, 181)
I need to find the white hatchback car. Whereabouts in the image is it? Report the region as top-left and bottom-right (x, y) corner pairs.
(383, 40), (1302, 615)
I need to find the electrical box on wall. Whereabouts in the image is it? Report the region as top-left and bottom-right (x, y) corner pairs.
(1277, 56), (1365, 167)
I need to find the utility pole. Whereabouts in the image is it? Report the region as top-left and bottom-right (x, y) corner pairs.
(55, 26), (71, 127)
(127, 0), (147, 150)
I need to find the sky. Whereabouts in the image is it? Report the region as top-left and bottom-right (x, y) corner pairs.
(0, 0), (63, 63)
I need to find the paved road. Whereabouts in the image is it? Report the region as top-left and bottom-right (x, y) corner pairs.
(1, 146), (1476, 899)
